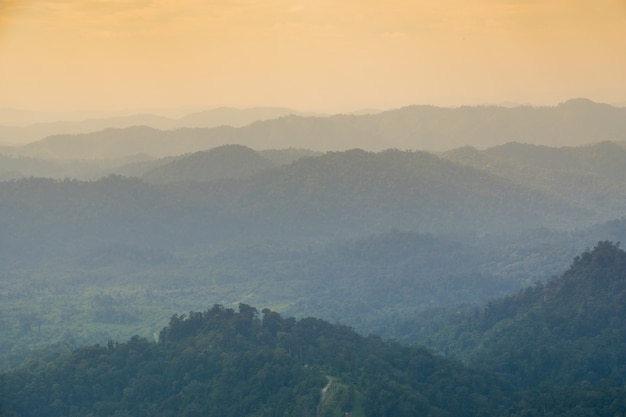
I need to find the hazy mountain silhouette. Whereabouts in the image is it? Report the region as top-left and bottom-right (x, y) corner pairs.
(0, 107), (305, 146)
(0, 149), (592, 269)
(143, 145), (277, 184)
(16, 126), (232, 158)
(441, 140), (626, 217)
(7, 98), (626, 158)
(177, 106), (311, 127)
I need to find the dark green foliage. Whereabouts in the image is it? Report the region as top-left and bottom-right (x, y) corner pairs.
(7, 239), (626, 417)
(2, 304), (513, 417)
(2, 146), (607, 371)
(4, 144), (626, 416)
(422, 242), (626, 389)
(506, 384), (626, 417)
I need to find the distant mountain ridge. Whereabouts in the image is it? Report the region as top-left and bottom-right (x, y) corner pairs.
(441, 140), (626, 217)
(0, 107), (307, 146)
(4, 98), (626, 158)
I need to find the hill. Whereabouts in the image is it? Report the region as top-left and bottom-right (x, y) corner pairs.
(0, 149), (591, 265)
(142, 145), (277, 184)
(4, 301), (626, 417)
(1, 304), (513, 417)
(3, 149), (626, 377)
(0, 146), (318, 181)
(420, 241), (626, 388)
(0, 148), (597, 369)
(0, 107), (302, 146)
(225, 148), (590, 237)
(0, 152), (158, 181)
(441, 141), (626, 217)
(8, 99), (626, 159)
(14, 126), (239, 159)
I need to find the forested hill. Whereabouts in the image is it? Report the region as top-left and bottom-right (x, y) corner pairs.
(0, 149), (591, 267)
(441, 141), (626, 216)
(142, 144), (277, 184)
(4, 244), (626, 416)
(1, 304), (513, 417)
(5, 302), (626, 417)
(421, 241), (626, 388)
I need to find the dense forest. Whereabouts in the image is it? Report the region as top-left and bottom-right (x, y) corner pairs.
(2, 101), (626, 415)
(1, 304), (507, 417)
(4, 242), (626, 417)
(419, 241), (626, 387)
(2, 143), (626, 371)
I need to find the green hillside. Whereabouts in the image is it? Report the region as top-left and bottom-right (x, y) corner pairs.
(1, 304), (512, 417)
(421, 241), (626, 388)
(0, 148), (620, 371)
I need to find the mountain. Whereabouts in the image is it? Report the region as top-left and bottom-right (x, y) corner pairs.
(441, 141), (626, 217)
(9, 217), (626, 372)
(0, 115), (177, 146)
(0, 304), (513, 417)
(257, 148), (321, 165)
(277, 230), (515, 334)
(0, 152), (157, 180)
(225, 148), (591, 238)
(139, 146), (321, 185)
(13, 126), (232, 159)
(0, 149), (593, 266)
(9, 116), (380, 159)
(0, 107), (304, 146)
(0, 154), (58, 180)
(0, 145), (319, 181)
(177, 106), (308, 127)
(420, 241), (626, 388)
(342, 98), (626, 151)
(1, 148), (624, 378)
(142, 145), (277, 184)
(5, 302), (626, 417)
(8, 99), (626, 159)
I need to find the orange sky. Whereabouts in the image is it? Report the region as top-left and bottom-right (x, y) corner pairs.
(0, 0), (625, 113)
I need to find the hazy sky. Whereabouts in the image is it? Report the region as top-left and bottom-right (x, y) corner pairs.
(1, 0), (625, 113)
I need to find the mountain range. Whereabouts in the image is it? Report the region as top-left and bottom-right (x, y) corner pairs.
(4, 243), (626, 416)
(3, 100), (626, 414)
(0, 107), (309, 146)
(2, 99), (625, 160)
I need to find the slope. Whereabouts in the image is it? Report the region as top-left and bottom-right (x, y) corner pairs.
(442, 141), (626, 217)
(142, 145), (277, 184)
(11, 99), (626, 159)
(422, 241), (626, 388)
(1, 304), (512, 417)
(0, 149), (592, 267)
(0, 107), (302, 145)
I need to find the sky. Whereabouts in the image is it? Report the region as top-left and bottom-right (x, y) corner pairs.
(0, 0), (625, 114)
